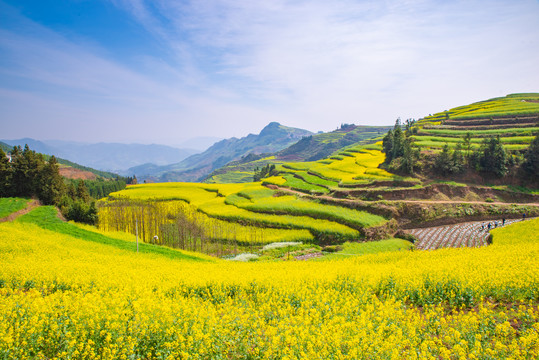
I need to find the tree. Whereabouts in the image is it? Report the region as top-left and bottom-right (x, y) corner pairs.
(0, 148), (12, 197)
(463, 132), (472, 160)
(254, 164), (277, 182)
(38, 156), (66, 205)
(522, 133), (539, 178)
(451, 143), (465, 174)
(391, 121), (405, 161)
(382, 129), (394, 163)
(400, 138), (416, 174)
(434, 144), (453, 176)
(76, 180), (91, 202)
(475, 136), (508, 178)
(10, 145), (43, 197)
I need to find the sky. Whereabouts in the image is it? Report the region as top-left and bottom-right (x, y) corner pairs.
(1, 0), (538, 146)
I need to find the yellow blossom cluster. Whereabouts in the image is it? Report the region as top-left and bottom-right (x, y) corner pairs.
(0, 212), (537, 359)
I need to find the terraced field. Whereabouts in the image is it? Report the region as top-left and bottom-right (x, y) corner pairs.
(101, 180), (390, 251)
(262, 145), (406, 192)
(409, 219), (524, 250)
(414, 93), (539, 151)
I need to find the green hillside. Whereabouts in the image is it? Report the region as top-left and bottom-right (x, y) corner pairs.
(205, 124), (392, 183)
(423, 93), (539, 122)
(413, 93), (539, 152)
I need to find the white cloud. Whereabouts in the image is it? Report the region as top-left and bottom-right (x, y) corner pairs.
(1, 0), (539, 144)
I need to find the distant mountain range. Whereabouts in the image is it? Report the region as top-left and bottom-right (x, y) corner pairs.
(205, 124), (393, 183)
(0, 138), (199, 173)
(129, 122), (313, 182)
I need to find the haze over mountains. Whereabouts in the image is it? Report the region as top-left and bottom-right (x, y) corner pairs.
(129, 122), (314, 182)
(2, 122), (396, 183)
(0, 138), (201, 173)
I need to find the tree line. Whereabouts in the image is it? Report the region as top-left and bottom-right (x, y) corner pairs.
(382, 119), (539, 182)
(0, 145), (130, 224)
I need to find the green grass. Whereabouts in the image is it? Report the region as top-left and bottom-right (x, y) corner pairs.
(281, 174), (329, 194)
(16, 206), (213, 262)
(423, 93), (539, 121)
(0, 198), (30, 218)
(294, 171), (339, 188)
(321, 238), (413, 259)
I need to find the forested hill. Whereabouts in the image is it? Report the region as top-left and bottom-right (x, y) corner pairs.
(130, 122), (313, 183)
(1, 144), (131, 201)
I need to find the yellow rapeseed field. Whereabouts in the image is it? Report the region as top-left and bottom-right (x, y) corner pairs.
(0, 210), (538, 359)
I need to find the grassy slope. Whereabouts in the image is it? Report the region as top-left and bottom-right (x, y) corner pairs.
(413, 93), (539, 153)
(0, 198), (30, 218)
(423, 93), (539, 121)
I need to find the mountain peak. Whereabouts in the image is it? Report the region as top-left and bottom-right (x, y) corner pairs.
(259, 122), (282, 137)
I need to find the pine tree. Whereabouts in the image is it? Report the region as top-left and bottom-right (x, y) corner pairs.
(38, 156), (66, 205)
(11, 145), (43, 197)
(434, 144), (453, 176)
(478, 136), (508, 178)
(382, 129), (394, 163)
(0, 148), (12, 197)
(451, 143), (465, 174)
(76, 180), (91, 202)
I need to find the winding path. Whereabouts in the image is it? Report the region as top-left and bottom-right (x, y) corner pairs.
(0, 199), (41, 223)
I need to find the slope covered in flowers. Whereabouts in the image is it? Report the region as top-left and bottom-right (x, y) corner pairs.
(0, 206), (538, 359)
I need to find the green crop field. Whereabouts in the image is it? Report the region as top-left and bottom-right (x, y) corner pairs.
(423, 93), (539, 121)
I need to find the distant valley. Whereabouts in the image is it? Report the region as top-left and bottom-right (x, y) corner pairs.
(0, 138), (201, 173)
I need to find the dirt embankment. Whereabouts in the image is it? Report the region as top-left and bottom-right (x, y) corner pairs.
(270, 185), (539, 233)
(333, 184), (539, 203)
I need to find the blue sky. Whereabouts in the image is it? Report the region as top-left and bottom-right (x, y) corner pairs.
(1, 0), (538, 146)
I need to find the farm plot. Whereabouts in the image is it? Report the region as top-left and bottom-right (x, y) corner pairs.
(409, 219), (522, 250)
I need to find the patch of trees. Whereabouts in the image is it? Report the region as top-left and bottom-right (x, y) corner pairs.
(382, 120), (538, 183)
(521, 133), (539, 179)
(253, 164), (277, 182)
(65, 178), (127, 199)
(431, 132), (539, 181)
(0, 145), (129, 224)
(382, 118), (420, 174)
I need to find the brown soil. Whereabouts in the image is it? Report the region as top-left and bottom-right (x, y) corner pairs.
(332, 183), (539, 203)
(0, 199), (41, 222)
(59, 167), (97, 180)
